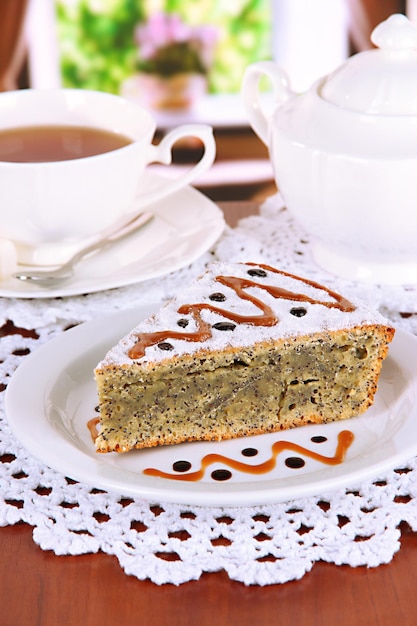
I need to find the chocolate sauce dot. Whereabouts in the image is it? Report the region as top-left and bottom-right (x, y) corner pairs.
(212, 322), (236, 331)
(173, 460), (192, 473)
(311, 435), (327, 443)
(248, 268), (267, 278)
(177, 318), (189, 328)
(290, 307), (307, 318)
(158, 342), (174, 351)
(211, 469), (232, 481)
(242, 447), (258, 457)
(209, 292), (226, 302)
(285, 456), (305, 469)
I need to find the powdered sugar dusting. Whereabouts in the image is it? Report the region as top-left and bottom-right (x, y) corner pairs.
(97, 262), (390, 368)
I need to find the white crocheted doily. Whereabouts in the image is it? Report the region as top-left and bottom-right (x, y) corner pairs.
(1, 194), (417, 586)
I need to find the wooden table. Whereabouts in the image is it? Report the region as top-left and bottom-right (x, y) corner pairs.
(2, 201), (417, 626)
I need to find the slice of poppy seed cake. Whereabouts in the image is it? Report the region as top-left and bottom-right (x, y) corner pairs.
(94, 262), (395, 453)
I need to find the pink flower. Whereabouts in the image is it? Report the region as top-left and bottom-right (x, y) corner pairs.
(135, 12), (218, 64)
(136, 13), (186, 57)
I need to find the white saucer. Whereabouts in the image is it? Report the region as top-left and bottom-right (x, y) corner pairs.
(6, 306), (417, 506)
(0, 173), (225, 299)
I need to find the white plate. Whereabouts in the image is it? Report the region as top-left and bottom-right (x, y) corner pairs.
(6, 306), (417, 506)
(0, 173), (225, 299)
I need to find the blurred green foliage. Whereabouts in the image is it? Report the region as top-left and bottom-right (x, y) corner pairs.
(56, 0), (271, 94)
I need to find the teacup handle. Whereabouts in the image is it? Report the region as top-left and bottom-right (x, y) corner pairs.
(242, 60), (293, 146)
(137, 124), (216, 206)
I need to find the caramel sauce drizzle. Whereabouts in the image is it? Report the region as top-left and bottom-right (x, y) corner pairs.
(143, 430), (354, 482)
(87, 417), (100, 441)
(128, 263), (356, 360)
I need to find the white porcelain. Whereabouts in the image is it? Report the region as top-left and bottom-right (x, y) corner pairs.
(242, 14), (417, 284)
(6, 309), (417, 506)
(0, 173), (225, 298)
(0, 239), (17, 280)
(0, 88), (216, 265)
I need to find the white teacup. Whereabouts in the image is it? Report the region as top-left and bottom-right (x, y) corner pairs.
(0, 88), (216, 265)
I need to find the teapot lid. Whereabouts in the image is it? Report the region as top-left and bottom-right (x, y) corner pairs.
(320, 14), (417, 114)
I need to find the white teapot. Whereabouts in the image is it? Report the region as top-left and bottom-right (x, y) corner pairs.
(242, 14), (417, 284)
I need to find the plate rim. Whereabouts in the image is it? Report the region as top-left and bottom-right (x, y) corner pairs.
(5, 307), (417, 506)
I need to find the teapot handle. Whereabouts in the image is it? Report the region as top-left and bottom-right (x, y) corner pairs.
(241, 60), (293, 146)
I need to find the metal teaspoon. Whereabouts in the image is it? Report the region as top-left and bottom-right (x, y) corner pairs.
(12, 211), (153, 285)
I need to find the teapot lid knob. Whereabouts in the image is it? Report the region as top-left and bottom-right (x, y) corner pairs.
(320, 13), (417, 114)
(371, 13), (417, 51)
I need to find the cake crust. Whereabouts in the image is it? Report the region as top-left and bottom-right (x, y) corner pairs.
(94, 262), (395, 453)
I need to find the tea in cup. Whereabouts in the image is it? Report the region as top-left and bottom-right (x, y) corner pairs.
(0, 88), (216, 265)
